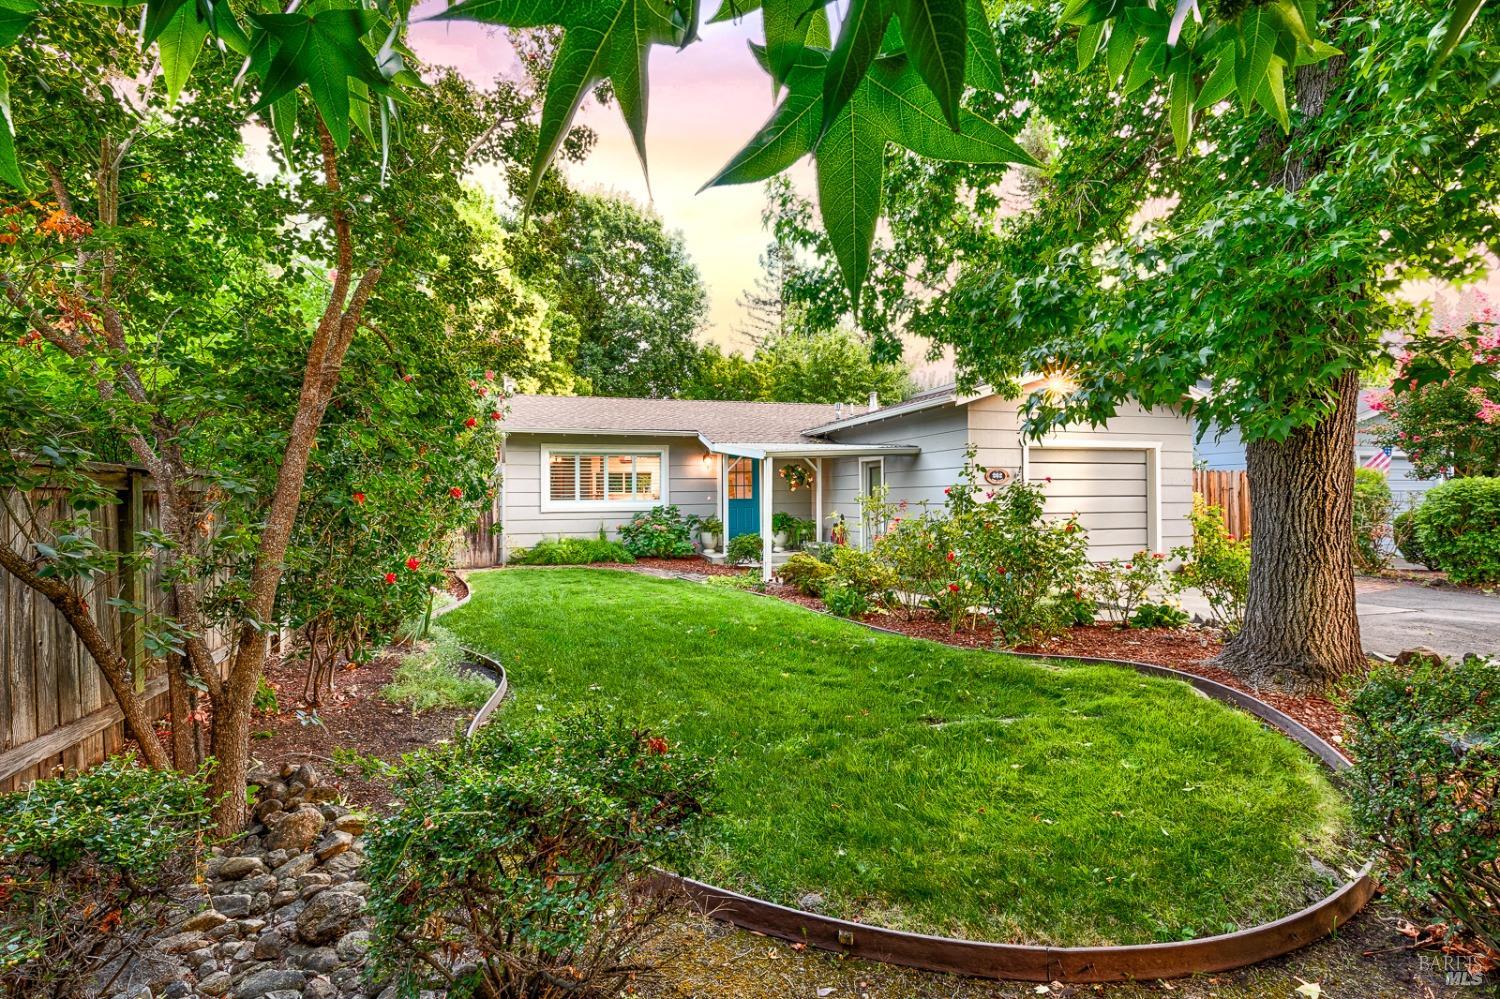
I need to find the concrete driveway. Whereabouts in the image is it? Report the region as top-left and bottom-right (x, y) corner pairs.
(1178, 577), (1499, 660)
(1353, 577), (1500, 660)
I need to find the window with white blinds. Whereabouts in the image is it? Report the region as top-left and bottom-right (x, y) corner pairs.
(543, 449), (667, 509)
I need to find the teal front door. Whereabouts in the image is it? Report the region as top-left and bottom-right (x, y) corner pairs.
(726, 457), (760, 539)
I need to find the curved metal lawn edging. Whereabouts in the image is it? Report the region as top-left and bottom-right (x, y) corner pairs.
(464, 577), (1377, 983)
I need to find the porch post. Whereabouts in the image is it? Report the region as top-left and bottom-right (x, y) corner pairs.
(718, 453), (728, 556)
(760, 454), (774, 583)
(814, 457), (824, 544)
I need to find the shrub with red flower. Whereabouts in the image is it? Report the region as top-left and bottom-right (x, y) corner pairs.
(1373, 313), (1500, 480)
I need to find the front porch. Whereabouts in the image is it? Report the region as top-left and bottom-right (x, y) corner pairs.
(708, 441), (919, 582)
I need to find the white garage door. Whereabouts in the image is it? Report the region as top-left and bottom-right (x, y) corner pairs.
(1028, 447), (1151, 562)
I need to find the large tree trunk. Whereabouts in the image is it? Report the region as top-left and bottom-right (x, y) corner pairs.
(1217, 371), (1366, 694)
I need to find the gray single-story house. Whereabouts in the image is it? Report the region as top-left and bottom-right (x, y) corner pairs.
(498, 382), (1195, 579)
(1194, 389), (1446, 509)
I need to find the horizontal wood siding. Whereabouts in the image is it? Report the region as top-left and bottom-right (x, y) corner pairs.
(1030, 448), (1150, 561)
(500, 435), (719, 554)
(968, 397), (1194, 561)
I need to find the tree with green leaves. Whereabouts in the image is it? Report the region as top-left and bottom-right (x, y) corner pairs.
(777, 0), (1497, 691)
(683, 325), (915, 403)
(1, 7), (538, 831)
(513, 191), (709, 398)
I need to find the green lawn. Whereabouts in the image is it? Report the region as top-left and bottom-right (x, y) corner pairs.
(443, 568), (1351, 946)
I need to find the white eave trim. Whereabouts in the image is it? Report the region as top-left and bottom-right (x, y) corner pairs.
(708, 443), (921, 460)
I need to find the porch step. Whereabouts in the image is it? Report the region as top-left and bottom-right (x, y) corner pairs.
(703, 549), (800, 567)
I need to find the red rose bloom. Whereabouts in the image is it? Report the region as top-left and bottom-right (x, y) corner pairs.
(946, 551), (956, 562)
(947, 583), (960, 593)
(405, 557), (421, 571)
(450, 486), (464, 499)
(352, 492), (365, 505)
(401, 374), (413, 383)
(464, 416), (478, 429)
(383, 572), (397, 585)
(490, 411), (502, 421)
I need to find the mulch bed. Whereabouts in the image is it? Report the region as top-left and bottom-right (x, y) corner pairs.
(246, 647), (470, 810)
(597, 556), (751, 577)
(759, 580), (1349, 748)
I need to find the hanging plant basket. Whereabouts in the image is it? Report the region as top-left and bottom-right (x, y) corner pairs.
(778, 463), (813, 492)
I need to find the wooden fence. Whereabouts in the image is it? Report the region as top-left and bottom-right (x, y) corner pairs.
(1193, 468), (1252, 540)
(453, 497), (503, 568)
(0, 467), (229, 790)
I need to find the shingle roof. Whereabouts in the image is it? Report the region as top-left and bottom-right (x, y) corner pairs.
(502, 394), (870, 444)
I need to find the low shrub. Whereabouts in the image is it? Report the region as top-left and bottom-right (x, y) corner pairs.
(778, 552), (835, 596)
(1346, 655), (1499, 951)
(1130, 602), (1190, 629)
(1173, 497), (1250, 633)
(827, 545), (898, 605)
(823, 583), (870, 618)
(0, 756), (211, 996)
(381, 626), (494, 711)
(1088, 551), (1173, 626)
(364, 713), (712, 997)
(705, 573), (766, 592)
(1352, 467), (1394, 573)
(726, 532), (764, 565)
(1392, 508), (1430, 568)
(873, 513), (961, 623)
(1412, 477), (1500, 584)
(619, 505), (698, 558)
(510, 537), (635, 565)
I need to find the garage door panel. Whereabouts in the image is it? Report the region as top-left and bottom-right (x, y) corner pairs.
(1033, 448), (1146, 465)
(1036, 465), (1149, 482)
(1030, 446), (1152, 560)
(1041, 495), (1147, 514)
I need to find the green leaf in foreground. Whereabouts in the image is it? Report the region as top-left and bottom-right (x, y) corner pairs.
(709, 54), (1036, 299)
(0, 59), (21, 189)
(435, 0), (695, 202)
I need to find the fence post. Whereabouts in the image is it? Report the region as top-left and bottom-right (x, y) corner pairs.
(118, 471), (148, 694)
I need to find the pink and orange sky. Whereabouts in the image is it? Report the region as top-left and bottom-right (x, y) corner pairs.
(408, 8), (817, 350)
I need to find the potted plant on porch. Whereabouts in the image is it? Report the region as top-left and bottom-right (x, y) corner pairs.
(771, 512), (799, 553)
(699, 516), (723, 556)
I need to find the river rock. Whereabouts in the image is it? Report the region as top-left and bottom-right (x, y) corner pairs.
(296, 890), (365, 944)
(266, 805), (325, 853)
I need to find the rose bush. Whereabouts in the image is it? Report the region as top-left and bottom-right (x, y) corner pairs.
(619, 505), (698, 558)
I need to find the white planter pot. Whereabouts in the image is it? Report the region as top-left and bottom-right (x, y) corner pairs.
(700, 531), (718, 554)
(773, 531), (788, 553)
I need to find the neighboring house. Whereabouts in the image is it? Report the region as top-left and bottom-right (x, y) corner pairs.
(499, 383), (1195, 579)
(1194, 390), (1446, 508)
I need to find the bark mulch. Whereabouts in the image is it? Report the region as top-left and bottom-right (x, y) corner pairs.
(597, 556), (751, 577)
(245, 647), (470, 810)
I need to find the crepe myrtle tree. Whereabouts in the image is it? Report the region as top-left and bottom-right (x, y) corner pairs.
(0, 8), (528, 833)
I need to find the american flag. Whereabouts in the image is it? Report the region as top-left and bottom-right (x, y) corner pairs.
(1362, 446), (1393, 474)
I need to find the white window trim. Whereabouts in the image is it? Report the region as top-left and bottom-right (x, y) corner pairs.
(1021, 437), (1163, 554)
(540, 445), (671, 512)
(858, 455), (887, 550)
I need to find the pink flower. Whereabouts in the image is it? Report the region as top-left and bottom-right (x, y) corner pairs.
(401, 374), (413, 383)
(485, 370), (496, 381)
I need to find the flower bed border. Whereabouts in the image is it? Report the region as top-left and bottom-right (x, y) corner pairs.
(465, 568), (1376, 983)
